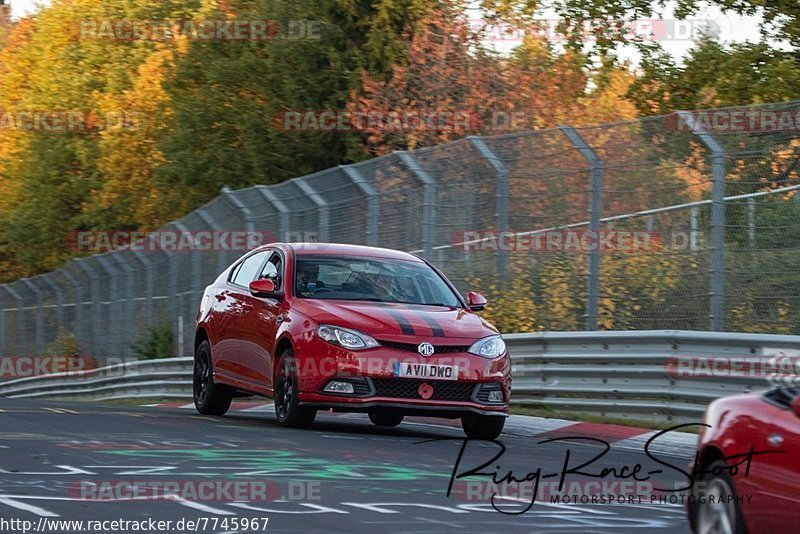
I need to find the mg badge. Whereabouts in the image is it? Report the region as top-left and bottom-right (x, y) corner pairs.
(417, 342), (435, 357)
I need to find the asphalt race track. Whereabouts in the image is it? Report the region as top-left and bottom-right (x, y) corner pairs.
(0, 398), (696, 533)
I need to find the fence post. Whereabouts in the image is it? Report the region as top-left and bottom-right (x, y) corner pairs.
(396, 151), (436, 259)
(60, 267), (84, 353)
(257, 186), (291, 242)
(41, 275), (64, 345)
(20, 279), (45, 355)
(221, 186), (258, 263)
(679, 111), (727, 331)
(74, 258), (100, 357)
(130, 251), (154, 331)
(295, 177), (329, 242)
(0, 287), (5, 356)
(108, 253), (134, 358)
(1, 285), (24, 356)
(748, 197), (756, 249)
(340, 165), (379, 246)
(468, 136), (510, 284)
(173, 221), (196, 357)
(559, 125), (602, 331)
(95, 255), (121, 359)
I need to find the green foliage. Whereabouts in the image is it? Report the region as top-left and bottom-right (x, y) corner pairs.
(131, 322), (175, 360)
(629, 38), (800, 114)
(45, 330), (82, 357)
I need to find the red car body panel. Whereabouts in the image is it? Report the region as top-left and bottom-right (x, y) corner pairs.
(692, 392), (800, 532)
(196, 243), (511, 417)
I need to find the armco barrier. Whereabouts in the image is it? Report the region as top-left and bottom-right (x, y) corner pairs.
(1, 331), (799, 424)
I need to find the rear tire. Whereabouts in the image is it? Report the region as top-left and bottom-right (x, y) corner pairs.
(461, 414), (505, 439)
(274, 349), (316, 428)
(369, 412), (404, 427)
(689, 458), (746, 534)
(193, 340), (233, 415)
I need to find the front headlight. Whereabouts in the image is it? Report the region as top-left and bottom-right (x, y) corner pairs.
(468, 335), (507, 359)
(316, 324), (379, 350)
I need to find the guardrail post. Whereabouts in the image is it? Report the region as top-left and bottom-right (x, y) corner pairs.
(468, 136), (510, 284)
(20, 279), (45, 355)
(396, 151), (436, 259)
(560, 125), (602, 331)
(257, 186), (291, 242)
(679, 111), (727, 331)
(294, 177), (329, 242)
(340, 165), (379, 246)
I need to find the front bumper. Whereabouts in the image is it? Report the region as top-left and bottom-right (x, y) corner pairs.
(295, 336), (511, 416)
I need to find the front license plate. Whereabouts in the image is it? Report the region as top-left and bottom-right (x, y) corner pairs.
(393, 362), (458, 381)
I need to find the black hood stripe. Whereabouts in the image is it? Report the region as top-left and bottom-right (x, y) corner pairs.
(377, 306), (415, 335)
(417, 312), (445, 337)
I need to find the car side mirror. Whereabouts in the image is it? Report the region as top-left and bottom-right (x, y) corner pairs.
(466, 291), (487, 311)
(249, 279), (280, 299)
(791, 395), (800, 418)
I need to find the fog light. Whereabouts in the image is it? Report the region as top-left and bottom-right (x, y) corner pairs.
(488, 390), (504, 402)
(324, 381), (355, 394)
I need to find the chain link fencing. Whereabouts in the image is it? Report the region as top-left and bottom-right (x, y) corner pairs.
(1, 100), (799, 360)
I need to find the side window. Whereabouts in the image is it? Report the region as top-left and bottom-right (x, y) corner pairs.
(259, 252), (283, 290)
(231, 252), (268, 286)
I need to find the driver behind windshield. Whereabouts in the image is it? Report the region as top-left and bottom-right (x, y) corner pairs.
(296, 261), (325, 294)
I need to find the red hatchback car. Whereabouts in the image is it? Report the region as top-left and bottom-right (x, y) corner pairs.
(689, 385), (800, 533)
(193, 243), (511, 439)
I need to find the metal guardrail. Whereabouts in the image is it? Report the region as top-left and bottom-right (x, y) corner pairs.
(0, 357), (193, 401)
(2, 331), (799, 424)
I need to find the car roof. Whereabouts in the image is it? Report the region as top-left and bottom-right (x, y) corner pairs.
(285, 243), (423, 262)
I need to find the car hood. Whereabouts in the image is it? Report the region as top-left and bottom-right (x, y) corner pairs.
(293, 299), (499, 341)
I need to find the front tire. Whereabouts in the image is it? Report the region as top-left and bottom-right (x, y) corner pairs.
(193, 340), (233, 415)
(369, 412), (404, 427)
(274, 349), (316, 428)
(689, 459), (746, 534)
(461, 414), (505, 439)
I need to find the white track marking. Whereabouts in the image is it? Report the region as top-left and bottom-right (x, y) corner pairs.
(0, 496), (59, 517)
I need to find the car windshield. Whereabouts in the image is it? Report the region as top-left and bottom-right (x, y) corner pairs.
(294, 256), (461, 306)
